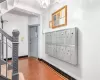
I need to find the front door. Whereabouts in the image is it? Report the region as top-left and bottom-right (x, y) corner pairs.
(29, 26), (38, 58)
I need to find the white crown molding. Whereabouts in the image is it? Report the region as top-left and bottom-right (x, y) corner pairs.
(15, 3), (42, 15)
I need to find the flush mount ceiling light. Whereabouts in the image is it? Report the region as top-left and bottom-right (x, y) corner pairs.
(54, 0), (66, 4)
(36, 0), (50, 8)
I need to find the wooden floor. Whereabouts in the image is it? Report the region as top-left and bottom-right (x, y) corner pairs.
(18, 57), (67, 80)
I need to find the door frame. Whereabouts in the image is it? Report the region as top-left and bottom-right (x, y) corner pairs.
(28, 24), (40, 58)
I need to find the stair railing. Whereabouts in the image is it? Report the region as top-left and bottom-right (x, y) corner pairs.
(12, 29), (19, 80)
(0, 28), (19, 80)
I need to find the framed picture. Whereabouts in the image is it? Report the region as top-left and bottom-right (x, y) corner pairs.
(52, 5), (67, 29)
(49, 21), (52, 28)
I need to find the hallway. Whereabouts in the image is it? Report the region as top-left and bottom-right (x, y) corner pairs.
(18, 57), (68, 80)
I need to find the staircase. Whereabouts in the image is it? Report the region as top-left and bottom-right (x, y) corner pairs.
(0, 0), (25, 80)
(0, 28), (19, 80)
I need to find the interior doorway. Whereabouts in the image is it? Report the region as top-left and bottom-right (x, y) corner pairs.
(28, 25), (39, 58)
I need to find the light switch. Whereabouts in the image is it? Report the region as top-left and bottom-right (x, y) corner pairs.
(21, 37), (24, 41)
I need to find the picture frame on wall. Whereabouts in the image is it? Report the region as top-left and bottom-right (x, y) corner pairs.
(49, 21), (52, 28)
(52, 5), (67, 29)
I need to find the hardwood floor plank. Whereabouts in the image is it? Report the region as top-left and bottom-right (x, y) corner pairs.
(18, 57), (68, 80)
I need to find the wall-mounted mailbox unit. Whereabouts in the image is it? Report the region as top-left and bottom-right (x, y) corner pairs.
(45, 27), (78, 65)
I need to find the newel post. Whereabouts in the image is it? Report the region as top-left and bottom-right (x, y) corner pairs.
(12, 29), (19, 80)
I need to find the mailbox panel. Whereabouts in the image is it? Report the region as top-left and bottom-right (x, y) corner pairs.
(45, 28), (78, 65)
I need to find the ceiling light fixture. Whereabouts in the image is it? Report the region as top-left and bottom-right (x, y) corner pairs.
(54, 0), (66, 4)
(36, 0), (50, 8)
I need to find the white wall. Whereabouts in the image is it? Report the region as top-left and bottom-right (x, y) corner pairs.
(2, 13), (29, 58)
(28, 16), (40, 25)
(42, 0), (82, 80)
(0, 0), (100, 80)
(42, 0), (100, 80)
(1, 12), (41, 59)
(81, 0), (100, 80)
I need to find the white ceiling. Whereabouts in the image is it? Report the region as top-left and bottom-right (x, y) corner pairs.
(9, 0), (56, 16)
(18, 0), (55, 10)
(18, 0), (41, 10)
(9, 8), (35, 16)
